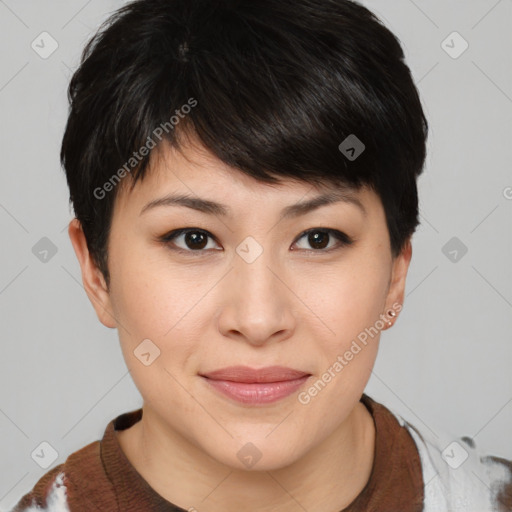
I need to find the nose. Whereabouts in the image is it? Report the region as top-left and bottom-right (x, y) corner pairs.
(216, 247), (296, 347)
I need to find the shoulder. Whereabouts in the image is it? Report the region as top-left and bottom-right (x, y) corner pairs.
(10, 438), (116, 512)
(388, 407), (512, 512)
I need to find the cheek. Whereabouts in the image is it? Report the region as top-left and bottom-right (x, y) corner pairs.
(111, 267), (167, 336)
(293, 261), (388, 414)
(109, 239), (187, 334)
(108, 246), (209, 370)
(295, 254), (390, 341)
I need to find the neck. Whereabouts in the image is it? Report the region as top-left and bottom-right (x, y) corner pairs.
(118, 400), (375, 512)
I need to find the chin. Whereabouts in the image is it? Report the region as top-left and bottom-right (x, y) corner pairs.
(205, 436), (303, 472)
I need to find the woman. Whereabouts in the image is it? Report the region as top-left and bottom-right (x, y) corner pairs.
(12, 0), (511, 510)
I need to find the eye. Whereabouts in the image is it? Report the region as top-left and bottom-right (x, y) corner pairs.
(292, 228), (354, 252)
(160, 228), (220, 254)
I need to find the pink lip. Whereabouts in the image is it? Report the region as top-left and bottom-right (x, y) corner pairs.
(200, 366), (311, 405)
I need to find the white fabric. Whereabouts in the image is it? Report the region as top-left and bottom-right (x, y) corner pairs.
(392, 407), (511, 512)
(13, 472), (70, 512)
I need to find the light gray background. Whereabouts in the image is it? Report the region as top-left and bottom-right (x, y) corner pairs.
(1, 0), (511, 509)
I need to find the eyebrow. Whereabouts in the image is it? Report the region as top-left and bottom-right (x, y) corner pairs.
(139, 188), (366, 219)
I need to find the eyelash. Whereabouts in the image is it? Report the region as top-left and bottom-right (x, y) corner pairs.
(158, 227), (354, 256)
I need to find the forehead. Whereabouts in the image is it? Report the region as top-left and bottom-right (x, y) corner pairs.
(129, 138), (315, 194)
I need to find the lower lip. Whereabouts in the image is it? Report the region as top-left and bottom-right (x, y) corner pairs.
(201, 375), (311, 405)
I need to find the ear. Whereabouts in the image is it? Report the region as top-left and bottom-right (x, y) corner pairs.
(382, 238), (413, 329)
(68, 218), (117, 329)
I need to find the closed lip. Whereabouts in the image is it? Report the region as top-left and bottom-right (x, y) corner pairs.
(199, 365), (310, 383)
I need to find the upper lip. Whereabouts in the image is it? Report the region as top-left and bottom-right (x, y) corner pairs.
(200, 366), (310, 383)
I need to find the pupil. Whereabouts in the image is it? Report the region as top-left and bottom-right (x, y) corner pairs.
(186, 231), (207, 250)
(309, 231), (328, 249)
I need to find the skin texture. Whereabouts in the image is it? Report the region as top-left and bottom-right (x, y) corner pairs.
(68, 137), (412, 512)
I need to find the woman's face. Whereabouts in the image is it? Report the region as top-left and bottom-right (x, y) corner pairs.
(73, 139), (411, 471)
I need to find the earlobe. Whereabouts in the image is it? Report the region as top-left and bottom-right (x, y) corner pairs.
(67, 218), (117, 329)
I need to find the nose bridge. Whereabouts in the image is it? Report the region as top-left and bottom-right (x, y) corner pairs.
(217, 235), (295, 344)
(233, 235), (279, 303)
